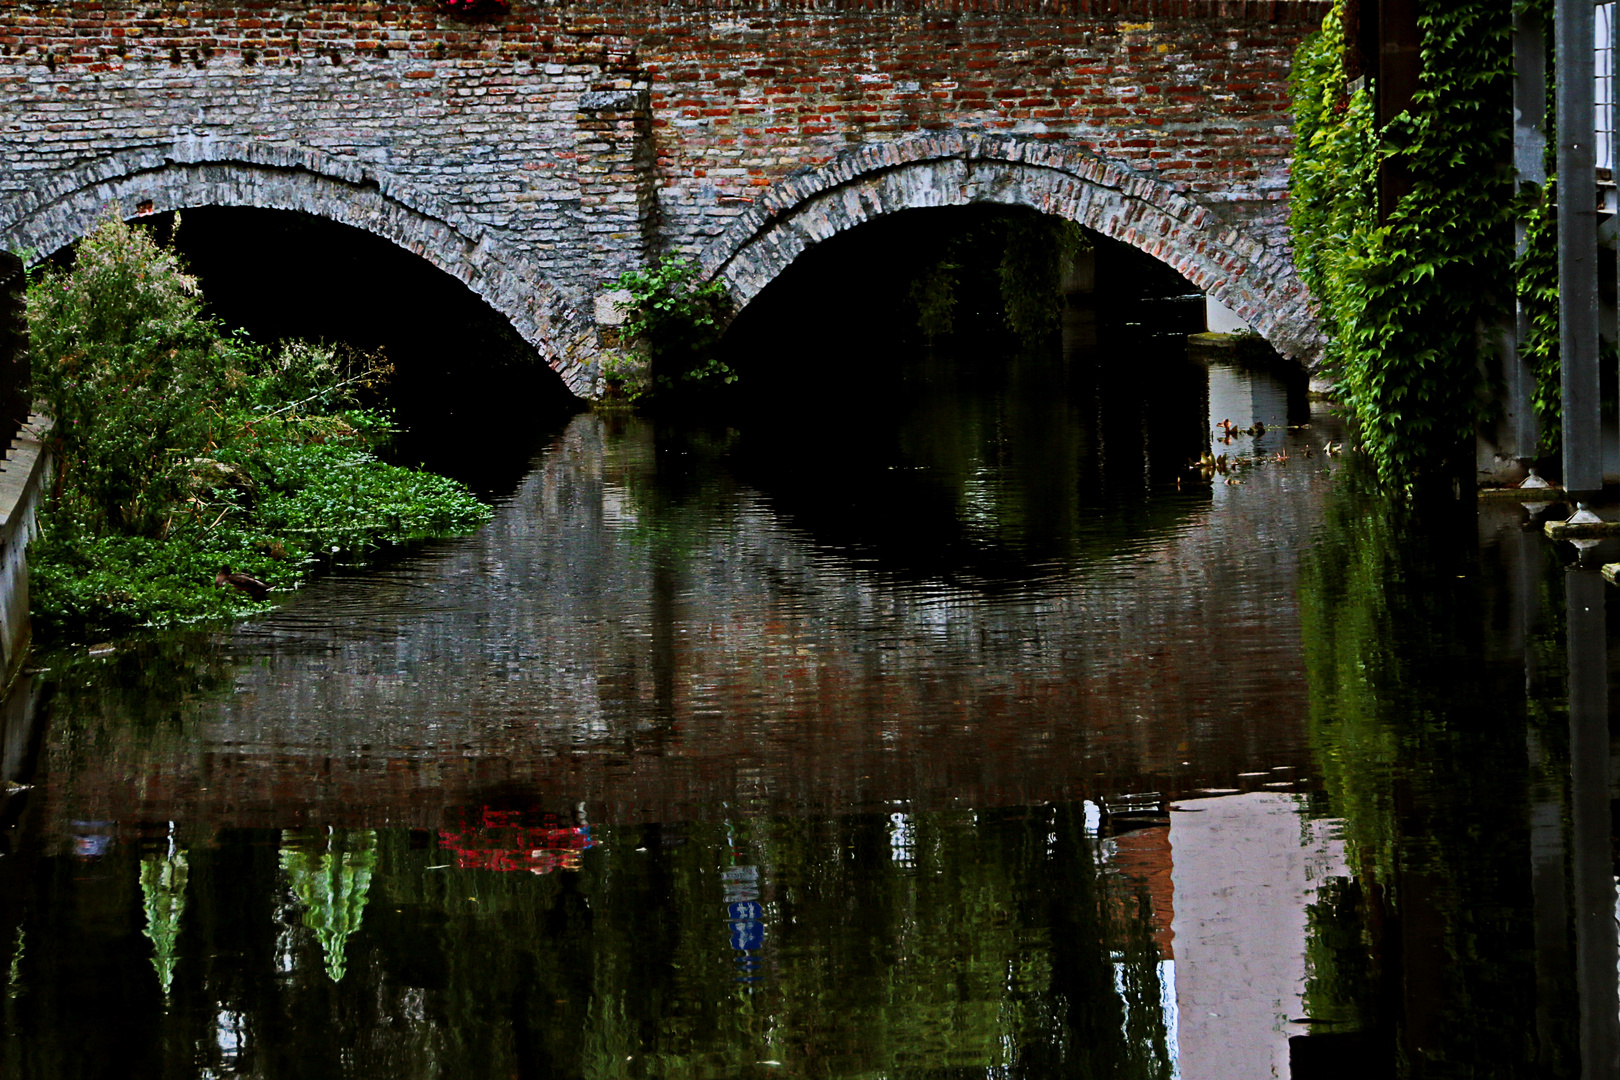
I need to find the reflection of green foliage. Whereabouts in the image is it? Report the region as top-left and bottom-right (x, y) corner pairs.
(1298, 474), (1405, 878)
(1298, 469), (1542, 1071)
(44, 632), (236, 729)
(6, 926), (22, 1000)
(140, 847), (188, 995)
(371, 806), (1173, 1079)
(1303, 876), (1377, 1031)
(8, 802), (1178, 1076)
(280, 829), (378, 983)
(39, 633), (239, 826)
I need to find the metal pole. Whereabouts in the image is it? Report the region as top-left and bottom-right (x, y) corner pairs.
(1565, 567), (1619, 1079)
(1558, 0), (1602, 492)
(1511, 9), (1547, 462)
(1613, 0), (1619, 483)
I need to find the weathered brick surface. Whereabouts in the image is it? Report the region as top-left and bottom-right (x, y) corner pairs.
(0, 0), (1329, 394)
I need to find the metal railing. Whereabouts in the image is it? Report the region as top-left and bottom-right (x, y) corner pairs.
(1598, 3), (1615, 178)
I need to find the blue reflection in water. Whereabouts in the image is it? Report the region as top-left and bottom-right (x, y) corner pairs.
(721, 863), (764, 982)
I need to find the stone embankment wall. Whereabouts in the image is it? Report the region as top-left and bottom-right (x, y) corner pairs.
(0, 0), (1329, 393)
(0, 255), (45, 685)
(0, 254), (22, 447)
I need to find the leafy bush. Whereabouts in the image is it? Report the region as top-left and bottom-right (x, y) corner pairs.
(25, 211), (491, 636)
(612, 257), (735, 396)
(28, 214), (251, 535)
(997, 216), (1090, 343)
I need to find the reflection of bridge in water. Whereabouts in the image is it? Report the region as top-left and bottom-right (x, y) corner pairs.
(29, 399), (1340, 835)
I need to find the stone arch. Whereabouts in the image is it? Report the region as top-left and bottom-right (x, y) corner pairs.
(698, 132), (1323, 366)
(0, 140), (601, 397)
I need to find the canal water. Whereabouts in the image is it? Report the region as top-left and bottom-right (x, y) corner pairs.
(0, 315), (1612, 1078)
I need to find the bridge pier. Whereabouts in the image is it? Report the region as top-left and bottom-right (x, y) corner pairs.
(576, 87), (660, 301)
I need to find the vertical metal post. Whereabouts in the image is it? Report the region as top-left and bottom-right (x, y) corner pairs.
(1511, 10), (1547, 462)
(1613, 3), (1620, 481)
(1565, 567), (1619, 1079)
(1558, 0), (1603, 491)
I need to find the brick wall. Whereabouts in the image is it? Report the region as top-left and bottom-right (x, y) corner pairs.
(0, 0), (1329, 385)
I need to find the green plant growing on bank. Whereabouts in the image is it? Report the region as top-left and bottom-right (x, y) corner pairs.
(26, 212), (492, 636)
(598, 351), (649, 403)
(611, 257), (735, 398)
(28, 218), (254, 537)
(1290, 1), (1516, 486)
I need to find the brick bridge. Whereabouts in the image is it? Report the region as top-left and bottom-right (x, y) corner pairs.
(0, 0), (1328, 398)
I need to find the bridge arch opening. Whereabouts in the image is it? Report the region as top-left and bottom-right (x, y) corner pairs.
(157, 207), (576, 485)
(699, 135), (1321, 369)
(39, 206), (580, 491)
(712, 203), (1295, 577)
(0, 148), (601, 404)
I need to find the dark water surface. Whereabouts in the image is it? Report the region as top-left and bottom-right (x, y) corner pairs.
(0, 327), (1613, 1078)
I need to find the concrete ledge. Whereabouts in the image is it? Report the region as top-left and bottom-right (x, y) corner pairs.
(0, 415), (50, 529)
(1544, 518), (1620, 540)
(1187, 331), (1240, 350)
(1479, 486), (1564, 502)
(0, 414), (52, 685)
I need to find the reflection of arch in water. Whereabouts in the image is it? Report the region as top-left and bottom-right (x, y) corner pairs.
(0, 140), (600, 397)
(699, 132), (1322, 367)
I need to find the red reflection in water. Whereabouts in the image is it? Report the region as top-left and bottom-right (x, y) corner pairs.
(437, 806), (593, 874)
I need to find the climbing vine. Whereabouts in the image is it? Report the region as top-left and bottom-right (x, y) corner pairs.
(1290, 0), (1516, 486)
(1514, 185), (1561, 451)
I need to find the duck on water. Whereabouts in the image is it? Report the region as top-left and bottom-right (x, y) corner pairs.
(214, 567), (270, 602)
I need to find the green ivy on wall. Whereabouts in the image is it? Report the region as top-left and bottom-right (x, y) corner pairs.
(1290, 0), (1517, 486)
(1514, 185), (1562, 451)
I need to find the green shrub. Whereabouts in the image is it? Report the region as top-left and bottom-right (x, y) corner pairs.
(28, 214), (251, 535)
(24, 210), (492, 636)
(613, 257), (735, 395)
(997, 216), (1089, 343)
